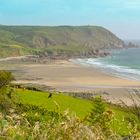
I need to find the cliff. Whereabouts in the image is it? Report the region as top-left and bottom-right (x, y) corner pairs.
(0, 25), (125, 58)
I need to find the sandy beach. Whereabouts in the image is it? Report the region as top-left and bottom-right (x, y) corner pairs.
(9, 60), (140, 105)
(13, 60), (140, 87)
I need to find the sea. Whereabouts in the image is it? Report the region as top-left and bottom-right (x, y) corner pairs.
(72, 47), (140, 81)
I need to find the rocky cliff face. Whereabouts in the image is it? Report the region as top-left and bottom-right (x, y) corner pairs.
(0, 25), (125, 58)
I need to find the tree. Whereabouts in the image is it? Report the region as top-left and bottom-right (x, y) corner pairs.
(87, 96), (114, 137)
(87, 96), (106, 124)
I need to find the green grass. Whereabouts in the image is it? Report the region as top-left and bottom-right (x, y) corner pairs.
(0, 43), (30, 57)
(15, 89), (93, 118)
(110, 106), (130, 135)
(14, 88), (138, 135)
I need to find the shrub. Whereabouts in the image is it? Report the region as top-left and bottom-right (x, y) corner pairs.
(0, 70), (14, 90)
(0, 71), (15, 112)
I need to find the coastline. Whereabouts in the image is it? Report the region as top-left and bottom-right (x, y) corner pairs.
(10, 59), (140, 105)
(71, 48), (140, 82)
(1, 54), (140, 105)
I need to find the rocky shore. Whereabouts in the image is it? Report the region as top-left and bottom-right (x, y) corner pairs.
(0, 49), (111, 64)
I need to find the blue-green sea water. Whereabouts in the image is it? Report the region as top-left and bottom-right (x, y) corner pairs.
(74, 48), (140, 81)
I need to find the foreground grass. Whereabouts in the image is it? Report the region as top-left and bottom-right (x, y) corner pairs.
(14, 88), (138, 136)
(15, 89), (92, 118)
(0, 87), (139, 139)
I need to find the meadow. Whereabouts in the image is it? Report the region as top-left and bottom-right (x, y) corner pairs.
(14, 88), (139, 136)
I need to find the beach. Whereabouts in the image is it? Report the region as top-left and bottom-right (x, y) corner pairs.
(9, 60), (140, 105)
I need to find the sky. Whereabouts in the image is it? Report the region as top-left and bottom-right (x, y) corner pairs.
(0, 0), (140, 40)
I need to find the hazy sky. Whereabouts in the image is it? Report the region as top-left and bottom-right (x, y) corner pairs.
(0, 0), (140, 40)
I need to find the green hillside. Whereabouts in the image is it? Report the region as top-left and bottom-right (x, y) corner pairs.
(0, 25), (124, 58)
(3, 88), (139, 136)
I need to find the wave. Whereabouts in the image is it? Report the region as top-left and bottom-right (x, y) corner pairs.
(72, 58), (140, 81)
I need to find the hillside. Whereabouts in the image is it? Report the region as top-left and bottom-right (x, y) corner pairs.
(0, 25), (124, 58)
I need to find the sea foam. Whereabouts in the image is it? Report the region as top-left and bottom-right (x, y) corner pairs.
(72, 57), (140, 81)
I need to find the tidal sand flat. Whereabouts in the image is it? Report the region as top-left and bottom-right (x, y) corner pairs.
(7, 59), (139, 105)
(12, 60), (140, 88)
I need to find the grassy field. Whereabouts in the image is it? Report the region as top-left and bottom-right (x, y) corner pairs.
(14, 88), (138, 136)
(15, 89), (93, 118)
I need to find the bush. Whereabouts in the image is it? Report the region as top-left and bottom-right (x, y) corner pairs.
(0, 71), (15, 113)
(0, 70), (14, 89)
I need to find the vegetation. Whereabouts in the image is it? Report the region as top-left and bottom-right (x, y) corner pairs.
(0, 71), (14, 88)
(0, 71), (140, 139)
(0, 25), (124, 58)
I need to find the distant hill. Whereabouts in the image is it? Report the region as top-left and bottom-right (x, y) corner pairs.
(0, 25), (125, 58)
